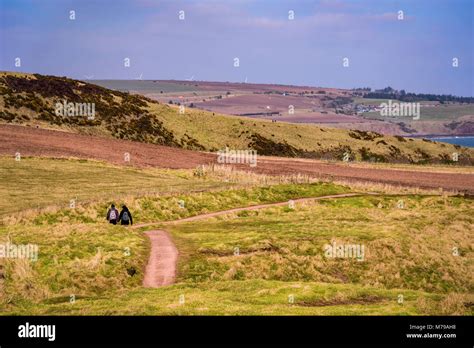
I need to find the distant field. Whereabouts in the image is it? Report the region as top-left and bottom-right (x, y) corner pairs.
(354, 98), (394, 106)
(418, 104), (474, 120)
(354, 98), (438, 106)
(193, 93), (322, 115)
(361, 103), (474, 121)
(91, 80), (200, 93)
(72, 78), (474, 137)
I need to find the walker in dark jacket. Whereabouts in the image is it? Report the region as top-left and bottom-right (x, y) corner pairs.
(118, 205), (133, 225)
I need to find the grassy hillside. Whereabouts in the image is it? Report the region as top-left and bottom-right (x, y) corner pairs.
(1, 72), (473, 165)
(1, 158), (472, 315)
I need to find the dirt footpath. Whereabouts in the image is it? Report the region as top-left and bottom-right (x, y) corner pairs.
(142, 230), (178, 288)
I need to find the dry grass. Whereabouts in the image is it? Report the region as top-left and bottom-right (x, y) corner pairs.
(195, 164), (450, 196)
(0, 157), (242, 222)
(194, 164), (320, 185)
(0, 223), (148, 308)
(171, 195), (473, 296)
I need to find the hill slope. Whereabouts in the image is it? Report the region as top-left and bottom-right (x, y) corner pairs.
(1, 72), (473, 165)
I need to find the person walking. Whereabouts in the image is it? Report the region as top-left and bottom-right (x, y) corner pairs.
(106, 204), (119, 225)
(118, 205), (133, 226)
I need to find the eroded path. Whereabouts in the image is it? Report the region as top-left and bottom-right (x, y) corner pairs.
(142, 230), (178, 288)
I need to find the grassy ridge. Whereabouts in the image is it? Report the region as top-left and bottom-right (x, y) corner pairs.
(1, 72), (473, 164)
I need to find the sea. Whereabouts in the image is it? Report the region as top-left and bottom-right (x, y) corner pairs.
(428, 136), (474, 148)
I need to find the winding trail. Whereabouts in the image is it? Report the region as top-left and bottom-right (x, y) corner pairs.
(136, 192), (374, 288)
(142, 230), (178, 288)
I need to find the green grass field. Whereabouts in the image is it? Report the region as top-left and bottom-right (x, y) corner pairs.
(362, 104), (474, 121)
(1, 158), (472, 315)
(418, 105), (474, 120)
(354, 98), (399, 106)
(91, 80), (200, 94)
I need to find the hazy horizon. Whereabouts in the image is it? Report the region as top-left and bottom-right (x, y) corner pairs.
(1, 0), (473, 96)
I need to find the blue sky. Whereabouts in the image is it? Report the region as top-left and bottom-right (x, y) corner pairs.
(1, 0), (472, 96)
